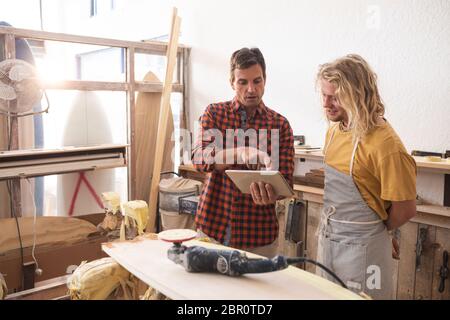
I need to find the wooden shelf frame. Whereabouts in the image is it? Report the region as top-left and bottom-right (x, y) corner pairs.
(0, 144), (127, 179)
(295, 150), (450, 174)
(0, 26), (191, 203)
(293, 184), (450, 229)
(179, 164), (450, 226)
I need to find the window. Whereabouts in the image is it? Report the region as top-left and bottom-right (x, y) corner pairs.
(89, 0), (97, 17)
(90, 0), (116, 17)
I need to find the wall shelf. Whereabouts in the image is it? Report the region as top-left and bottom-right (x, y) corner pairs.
(295, 150), (450, 174)
(0, 144), (127, 179)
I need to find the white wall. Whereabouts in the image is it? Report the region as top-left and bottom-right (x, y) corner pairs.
(11, 0), (444, 152)
(2, 0), (449, 206)
(2, 0), (449, 150)
(0, 0), (42, 29)
(179, 0), (450, 152)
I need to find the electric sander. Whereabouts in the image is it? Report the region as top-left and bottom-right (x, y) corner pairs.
(158, 229), (347, 288)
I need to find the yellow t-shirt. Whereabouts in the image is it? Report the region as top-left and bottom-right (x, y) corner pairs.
(324, 121), (417, 220)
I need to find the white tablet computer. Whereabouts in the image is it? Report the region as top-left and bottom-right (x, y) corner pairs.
(225, 170), (294, 197)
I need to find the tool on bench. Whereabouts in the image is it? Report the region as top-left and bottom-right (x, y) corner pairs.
(158, 229), (348, 289)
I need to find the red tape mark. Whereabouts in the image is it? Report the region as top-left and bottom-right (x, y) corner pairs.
(68, 172), (103, 216)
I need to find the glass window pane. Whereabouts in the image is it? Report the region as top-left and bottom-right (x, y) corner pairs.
(41, 90), (127, 149)
(33, 40), (125, 82)
(134, 52), (179, 83)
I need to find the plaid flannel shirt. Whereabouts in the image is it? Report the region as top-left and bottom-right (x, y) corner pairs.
(192, 98), (294, 248)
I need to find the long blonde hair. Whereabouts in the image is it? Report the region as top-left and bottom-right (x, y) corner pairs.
(317, 54), (385, 140)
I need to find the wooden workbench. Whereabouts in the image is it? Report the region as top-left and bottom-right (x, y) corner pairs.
(177, 162), (450, 300)
(102, 236), (363, 300)
(294, 150), (450, 174)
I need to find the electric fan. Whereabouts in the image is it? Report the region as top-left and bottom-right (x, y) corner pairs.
(0, 58), (49, 117)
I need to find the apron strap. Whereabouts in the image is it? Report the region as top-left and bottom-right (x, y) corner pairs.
(328, 217), (383, 225)
(317, 205), (336, 236)
(323, 124), (338, 161)
(349, 137), (359, 177)
(324, 124), (359, 177)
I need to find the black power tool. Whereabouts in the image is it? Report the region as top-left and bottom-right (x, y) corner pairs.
(168, 243), (290, 276)
(159, 229), (347, 288)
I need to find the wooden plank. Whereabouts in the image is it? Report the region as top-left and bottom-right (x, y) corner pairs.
(294, 151), (450, 174)
(0, 144), (127, 158)
(9, 179), (22, 217)
(41, 80), (128, 91)
(178, 168), (206, 183)
(0, 152), (121, 168)
(0, 216), (98, 253)
(134, 71), (174, 204)
(294, 150), (324, 161)
(412, 156), (450, 174)
(396, 222), (418, 299)
(102, 237), (363, 300)
(414, 224), (436, 300)
(1, 234), (107, 294)
(0, 157), (125, 179)
(5, 275), (70, 300)
(0, 25), (186, 53)
(39, 80), (183, 93)
(135, 82), (183, 93)
(147, 10), (181, 232)
(293, 191), (450, 216)
(3, 33), (15, 59)
(292, 190), (450, 227)
(417, 205), (450, 218)
(178, 164), (198, 173)
(293, 184), (324, 196)
(76, 212), (105, 227)
(127, 46), (136, 200)
(431, 227), (450, 300)
(0, 182), (11, 219)
(411, 212), (450, 230)
(445, 174), (450, 207)
(182, 48), (191, 131)
(302, 192), (324, 204)
(176, 52), (181, 84)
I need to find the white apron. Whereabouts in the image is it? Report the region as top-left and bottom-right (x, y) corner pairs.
(316, 128), (393, 300)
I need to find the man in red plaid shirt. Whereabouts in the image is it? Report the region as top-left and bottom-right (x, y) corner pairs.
(192, 47), (294, 257)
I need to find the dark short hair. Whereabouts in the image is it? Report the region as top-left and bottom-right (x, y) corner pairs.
(230, 47), (266, 82)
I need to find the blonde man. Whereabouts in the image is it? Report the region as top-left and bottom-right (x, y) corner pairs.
(316, 54), (416, 299)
